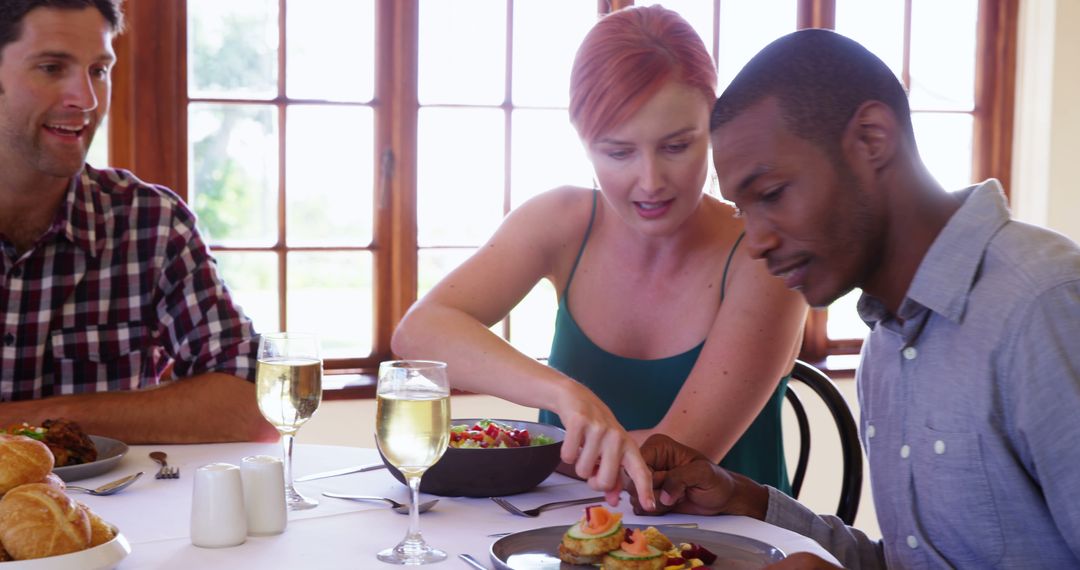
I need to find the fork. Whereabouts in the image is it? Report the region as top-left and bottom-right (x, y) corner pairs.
(490, 495), (606, 517)
(150, 451), (180, 479)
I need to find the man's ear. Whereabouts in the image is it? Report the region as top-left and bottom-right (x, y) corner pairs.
(842, 101), (900, 170)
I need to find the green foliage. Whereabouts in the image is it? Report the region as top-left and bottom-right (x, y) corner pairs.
(190, 106), (272, 243)
(190, 8), (276, 95)
(189, 7), (276, 243)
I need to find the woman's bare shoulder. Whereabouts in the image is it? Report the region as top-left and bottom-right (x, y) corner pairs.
(503, 185), (597, 235)
(490, 186), (596, 283)
(516, 185), (595, 211)
(697, 194), (746, 244)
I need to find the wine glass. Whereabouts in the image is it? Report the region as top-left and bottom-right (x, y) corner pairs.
(375, 360), (451, 565)
(256, 332), (323, 511)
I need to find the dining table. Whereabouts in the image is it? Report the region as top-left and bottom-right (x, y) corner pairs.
(76, 442), (841, 569)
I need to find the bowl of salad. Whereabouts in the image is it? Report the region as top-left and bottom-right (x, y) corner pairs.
(380, 418), (564, 497)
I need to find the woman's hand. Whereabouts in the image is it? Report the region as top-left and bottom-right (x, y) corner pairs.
(555, 381), (656, 511)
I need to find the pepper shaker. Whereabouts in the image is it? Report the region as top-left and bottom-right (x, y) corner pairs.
(190, 463), (248, 547)
(241, 455), (288, 536)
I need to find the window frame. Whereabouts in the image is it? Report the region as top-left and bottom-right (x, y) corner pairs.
(108, 0), (1017, 383)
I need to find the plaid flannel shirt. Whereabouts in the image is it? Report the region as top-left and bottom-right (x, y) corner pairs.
(0, 166), (258, 402)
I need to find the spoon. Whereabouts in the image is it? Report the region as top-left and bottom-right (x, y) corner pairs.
(321, 492), (439, 514)
(66, 472), (144, 496)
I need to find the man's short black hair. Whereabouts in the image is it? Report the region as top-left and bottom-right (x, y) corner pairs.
(0, 0), (124, 58)
(711, 28), (914, 160)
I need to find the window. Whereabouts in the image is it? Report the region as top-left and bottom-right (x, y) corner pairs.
(107, 0), (1016, 380)
(183, 0), (377, 365)
(413, 0), (596, 358)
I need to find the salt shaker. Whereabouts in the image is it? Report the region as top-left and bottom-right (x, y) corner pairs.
(190, 463), (247, 548)
(241, 455), (287, 535)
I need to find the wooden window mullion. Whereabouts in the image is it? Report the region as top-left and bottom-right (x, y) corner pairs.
(972, 0), (1018, 195)
(111, 0), (186, 197)
(795, 0), (836, 363)
(276, 1), (288, 332)
(384, 0), (419, 362)
(797, 0), (835, 29)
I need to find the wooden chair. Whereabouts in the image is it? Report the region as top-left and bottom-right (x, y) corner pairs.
(784, 360), (863, 525)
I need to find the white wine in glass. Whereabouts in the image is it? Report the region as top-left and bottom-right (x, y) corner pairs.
(256, 332), (323, 511)
(375, 360), (450, 565)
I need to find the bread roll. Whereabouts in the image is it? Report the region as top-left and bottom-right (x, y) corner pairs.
(0, 483), (90, 560)
(0, 542), (11, 561)
(38, 472), (66, 492)
(0, 435), (55, 495)
(77, 501), (116, 547)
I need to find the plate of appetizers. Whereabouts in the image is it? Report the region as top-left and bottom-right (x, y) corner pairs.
(489, 506), (785, 569)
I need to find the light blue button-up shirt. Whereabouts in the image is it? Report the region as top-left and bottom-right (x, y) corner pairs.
(765, 180), (1080, 568)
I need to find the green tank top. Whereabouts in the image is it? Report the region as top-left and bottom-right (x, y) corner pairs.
(540, 191), (791, 494)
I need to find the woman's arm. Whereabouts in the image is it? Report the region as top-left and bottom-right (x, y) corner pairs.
(630, 234), (808, 462)
(392, 187), (655, 508)
(393, 188), (582, 408)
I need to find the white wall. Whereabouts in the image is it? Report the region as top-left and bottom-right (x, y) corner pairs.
(1012, 0), (1080, 242)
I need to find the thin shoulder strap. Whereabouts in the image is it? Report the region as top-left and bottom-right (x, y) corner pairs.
(720, 231), (746, 303)
(562, 190), (599, 297)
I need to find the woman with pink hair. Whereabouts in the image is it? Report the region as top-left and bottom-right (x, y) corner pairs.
(393, 6), (806, 505)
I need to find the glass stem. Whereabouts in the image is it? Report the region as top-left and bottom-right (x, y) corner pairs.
(405, 475), (424, 544)
(282, 432), (296, 490)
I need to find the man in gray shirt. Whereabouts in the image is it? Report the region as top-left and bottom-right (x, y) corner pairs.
(632, 29), (1080, 569)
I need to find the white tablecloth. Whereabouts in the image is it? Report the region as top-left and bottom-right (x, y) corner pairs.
(76, 443), (840, 568)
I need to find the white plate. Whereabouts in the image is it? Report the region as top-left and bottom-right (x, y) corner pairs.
(3, 527), (130, 570)
(490, 525), (785, 569)
(52, 436), (128, 483)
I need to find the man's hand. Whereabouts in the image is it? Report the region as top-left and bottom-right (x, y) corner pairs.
(629, 434), (769, 520)
(639, 432), (710, 471)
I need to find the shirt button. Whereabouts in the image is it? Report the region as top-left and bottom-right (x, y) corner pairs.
(866, 424), (876, 439)
(900, 444), (911, 458)
(902, 346), (918, 360)
(3, 333), (13, 346)
(907, 535), (919, 549)
(934, 440), (946, 455)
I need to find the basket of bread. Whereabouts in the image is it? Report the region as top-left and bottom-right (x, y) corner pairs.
(0, 433), (127, 565)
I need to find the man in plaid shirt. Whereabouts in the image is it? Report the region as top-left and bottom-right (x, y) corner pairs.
(0, 0), (277, 443)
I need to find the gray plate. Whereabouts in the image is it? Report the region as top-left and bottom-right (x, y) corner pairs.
(52, 436), (128, 482)
(490, 525), (785, 569)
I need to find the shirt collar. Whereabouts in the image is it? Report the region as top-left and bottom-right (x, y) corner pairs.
(59, 167), (109, 259)
(858, 179), (1011, 326)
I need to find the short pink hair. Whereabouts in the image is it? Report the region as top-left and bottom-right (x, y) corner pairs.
(569, 5), (717, 143)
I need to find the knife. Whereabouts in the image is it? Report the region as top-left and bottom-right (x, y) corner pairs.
(294, 463), (387, 482)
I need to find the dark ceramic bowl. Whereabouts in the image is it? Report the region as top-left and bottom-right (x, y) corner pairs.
(380, 418), (564, 497)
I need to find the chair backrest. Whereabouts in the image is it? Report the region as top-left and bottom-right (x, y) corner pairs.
(784, 360), (863, 525)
